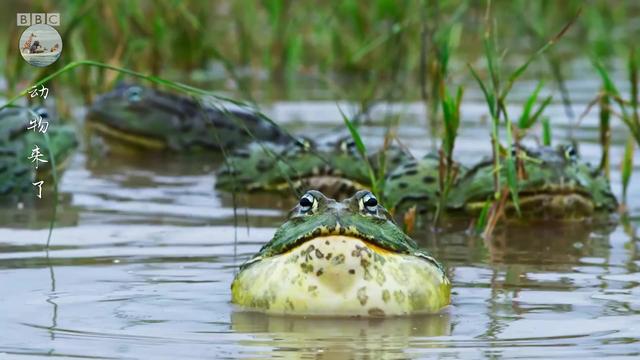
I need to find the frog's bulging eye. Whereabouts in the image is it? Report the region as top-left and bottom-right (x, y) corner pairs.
(339, 138), (357, 153)
(125, 86), (143, 102)
(510, 146), (518, 158)
(299, 193), (315, 213)
(34, 107), (49, 119)
(564, 145), (578, 161)
(290, 138), (312, 155)
(362, 192), (378, 214)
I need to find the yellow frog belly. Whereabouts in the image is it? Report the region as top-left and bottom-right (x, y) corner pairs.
(231, 235), (451, 317)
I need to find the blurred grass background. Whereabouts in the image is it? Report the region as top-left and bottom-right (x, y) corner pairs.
(1, 0), (638, 105)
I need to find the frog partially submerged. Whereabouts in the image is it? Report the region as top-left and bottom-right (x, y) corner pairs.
(231, 190), (450, 316)
(0, 107), (77, 197)
(382, 154), (454, 214)
(216, 136), (410, 198)
(86, 84), (292, 152)
(448, 144), (618, 219)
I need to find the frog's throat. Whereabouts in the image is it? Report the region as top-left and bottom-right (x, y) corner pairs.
(231, 235), (451, 316)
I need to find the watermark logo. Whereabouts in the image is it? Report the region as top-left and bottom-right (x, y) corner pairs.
(17, 13), (60, 26)
(19, 24), (63, 67)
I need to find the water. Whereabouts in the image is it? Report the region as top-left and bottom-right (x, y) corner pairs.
(20, 53), (61, 68)
(1, 82), (639, 358)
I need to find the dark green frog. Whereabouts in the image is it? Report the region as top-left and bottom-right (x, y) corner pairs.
(0, 107), (77, 197)
(447, 144), (618, 219)
(86, 84), (292, 152)
(216, 136), (410, 198)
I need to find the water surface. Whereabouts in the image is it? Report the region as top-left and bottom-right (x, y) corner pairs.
(1, 81), (639, 358)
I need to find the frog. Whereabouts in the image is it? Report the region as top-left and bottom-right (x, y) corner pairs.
(231, 190), (451, 316)
(86, 83), (293, 152)
(447, 144), (618, 219)
(216, 135), (411, 198)
(382, 154), (456, 215)
(0, 106), (77, 197)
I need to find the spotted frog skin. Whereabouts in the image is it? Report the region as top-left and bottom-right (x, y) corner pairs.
(86, 83), (292, 152)
(231, 190), (450, 316)
(216, 136), (410, 198)
(382, 154), (458, 214)
(447, 144), (618, 219)
(0, 107), (77, 197)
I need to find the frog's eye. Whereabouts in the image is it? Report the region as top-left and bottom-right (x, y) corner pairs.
(564, 145), (578, 161)
(34, 107), (48, 119)
(291, 138), (312, 155)
(510, 146), (518, 158)
(125, 86), (143, 102)
(361, 192), (378, 214)
(299, 192), (316, 213)
(339, 138), (357, 153)
(299, 138), (312, 149)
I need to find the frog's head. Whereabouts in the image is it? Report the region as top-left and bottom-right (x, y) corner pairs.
(216, 136), (393, 198)
(450, 144), (618, 218)
(86, 84), (199, 149)
(231, 190), (450, 316)
(87, 84), (292, 151)
(248, 190), (420, 260)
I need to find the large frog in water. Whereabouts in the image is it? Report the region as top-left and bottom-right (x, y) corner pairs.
(447, 144), (618, 219)
(86, 83), (292, 152)
(231, 190), (450, 316)
(382, 154), (460, 215)
(0, 107), (77, 197)
(216, 136), (410, 198)
(382, 144), (617, 220)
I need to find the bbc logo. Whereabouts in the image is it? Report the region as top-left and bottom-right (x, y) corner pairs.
(17, 13), (60, 26)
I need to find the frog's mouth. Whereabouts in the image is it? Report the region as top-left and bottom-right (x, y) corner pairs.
(465, 186), (598, 217)
(86, 115), (167, 150)
(242, 223), (393, 270)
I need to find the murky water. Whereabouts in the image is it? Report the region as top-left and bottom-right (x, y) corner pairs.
(1, 80), (640, 358)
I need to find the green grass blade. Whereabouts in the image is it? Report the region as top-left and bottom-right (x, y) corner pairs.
(593, 59), (620, 96)
(474, 200), (492, 234)
(528, 95), (553, 128)
(338, 105), (377, 195)
(504, 113), (520, 216)
(542, 116), (552, 146)
(501, 9), (581, 100)
(598, 93), (611, 178)
(622, 136), (635, 205)
(468, 64), (496, 118)
(518, 80), (544, 129)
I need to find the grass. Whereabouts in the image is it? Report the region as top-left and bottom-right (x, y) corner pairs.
(588, 48), (639, 212)
(433, 83), (463, 224)
(340, 106), (380, 197)
(622, 136), (635, 207)
(467, 2), (579, 236)
(0, 1), (604, 104)
(1, 1), (638, 235)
